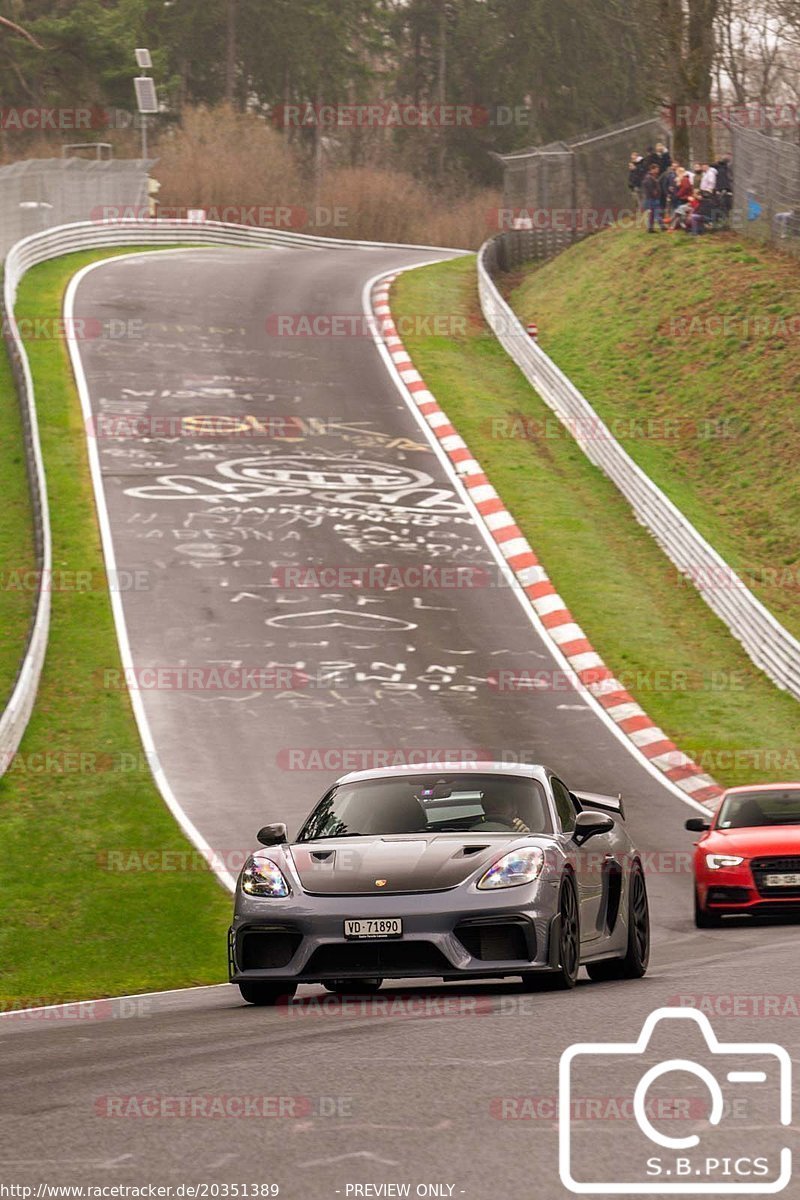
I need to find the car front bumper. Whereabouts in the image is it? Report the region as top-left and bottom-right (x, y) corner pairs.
(698, 864), (800, 915)
(229, 877), (560, 983)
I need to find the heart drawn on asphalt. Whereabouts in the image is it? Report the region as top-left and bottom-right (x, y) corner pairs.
(265, 609), (417, 631)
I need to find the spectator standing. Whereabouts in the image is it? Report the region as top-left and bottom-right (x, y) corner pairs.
(642, 144), (660, 171)
(655, 141), (672, 173)
(642, 163), (665, 232)
(714, 155), (733, 222)
(628, 152), (646, 205)
(661, 161), (678, 216)
(700, 162), (718, 195)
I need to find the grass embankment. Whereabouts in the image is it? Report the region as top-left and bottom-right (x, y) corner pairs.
(509, 226), (800, 641)
(393, 253), (799, 789)
(0, 249), (231, 1008)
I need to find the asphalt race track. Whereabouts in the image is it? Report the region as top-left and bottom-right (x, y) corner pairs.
(3, 245), (799, 1198)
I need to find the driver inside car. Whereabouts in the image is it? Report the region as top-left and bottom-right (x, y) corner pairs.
(478, 793), (532, 833)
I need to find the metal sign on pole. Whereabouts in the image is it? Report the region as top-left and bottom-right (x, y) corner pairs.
(133, 71), (157, 163)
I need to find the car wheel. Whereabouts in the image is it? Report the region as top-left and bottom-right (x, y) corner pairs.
(547, 873), (580, 989)
(587, 861), (650, 981)
(694, 889), (723, 929)
(237, 981), (297, 1006)
(323, 978), (383, 995)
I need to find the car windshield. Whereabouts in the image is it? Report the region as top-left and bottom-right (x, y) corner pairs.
(716, 788), (800, 829)
(297, 774), (552, 840)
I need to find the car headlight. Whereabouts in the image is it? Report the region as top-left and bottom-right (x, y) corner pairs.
(241, 854), (291, 897)
(705, 853), (745, 870)
(477, 847), (545, 889)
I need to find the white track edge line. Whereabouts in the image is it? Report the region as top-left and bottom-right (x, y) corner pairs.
(0, 982), (232, 1020)
(65, 251), (239, 893)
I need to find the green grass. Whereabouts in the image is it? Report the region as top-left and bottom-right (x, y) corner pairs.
(0, 249), (231, 1009)
(509, 225), (800, 642)
(393, 255), (799, 789)
(0, 329), (37, 711)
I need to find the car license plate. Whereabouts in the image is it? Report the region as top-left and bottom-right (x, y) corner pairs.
(344, 918), (402, 939)
(764, 873), (800, 887)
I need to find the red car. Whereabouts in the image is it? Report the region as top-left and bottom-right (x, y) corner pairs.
(687, 782), (800, 927)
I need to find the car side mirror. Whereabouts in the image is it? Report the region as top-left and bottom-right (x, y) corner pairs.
(685, 817), (711, 832)
(257, 822), (288, 846)
(573, 810), (614, 844)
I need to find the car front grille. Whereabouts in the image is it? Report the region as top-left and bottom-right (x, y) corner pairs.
(302, 941), (451, 977)
(239, 926), (302, 970)
(454, 919), (534, 962)
(751, 857), (800, 898)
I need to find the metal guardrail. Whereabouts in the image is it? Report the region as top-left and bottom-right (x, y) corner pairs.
(0, 218), (467, 777)
(477, 234), (800, 702)
(0, 259), (52, 772)
(481, 228), (576, 271)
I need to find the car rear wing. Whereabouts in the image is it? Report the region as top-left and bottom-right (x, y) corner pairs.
(572, 789), (625, 821)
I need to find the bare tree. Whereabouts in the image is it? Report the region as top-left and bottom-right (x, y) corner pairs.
(657, 0), (719, 162)
(716, 0), (797, 106)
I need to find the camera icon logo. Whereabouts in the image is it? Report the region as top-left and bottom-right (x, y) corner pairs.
(559, 1007), (791, 1194)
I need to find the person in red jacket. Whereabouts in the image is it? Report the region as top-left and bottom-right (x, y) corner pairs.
(675, 165), (694, 203)
(666, 168), (697, 231)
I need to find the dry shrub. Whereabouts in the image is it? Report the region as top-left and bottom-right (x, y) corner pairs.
(155, 104), (302, 212)
(152, 104), (497, 249)
(410, 187), (501, 250)
(317, 165), (432, 243)
(318, 166), (499, 249)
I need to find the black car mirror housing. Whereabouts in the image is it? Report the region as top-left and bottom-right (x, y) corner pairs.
(257, 822), (289, 846)
(572, 810), (614, 844)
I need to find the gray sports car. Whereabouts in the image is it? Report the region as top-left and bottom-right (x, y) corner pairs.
(228, 762), (650, 1005)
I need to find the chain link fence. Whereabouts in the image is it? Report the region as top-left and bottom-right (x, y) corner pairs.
(0, 157), (150, 261)
(499, 113), (670, 239)
(727, 120), (800, 256)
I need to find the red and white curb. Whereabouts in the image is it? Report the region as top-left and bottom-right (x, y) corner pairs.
(371, 276), (723, 809)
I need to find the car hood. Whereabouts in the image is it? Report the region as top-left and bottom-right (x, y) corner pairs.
(287, 835), (536, 895)
(703, 827), (800, 855)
